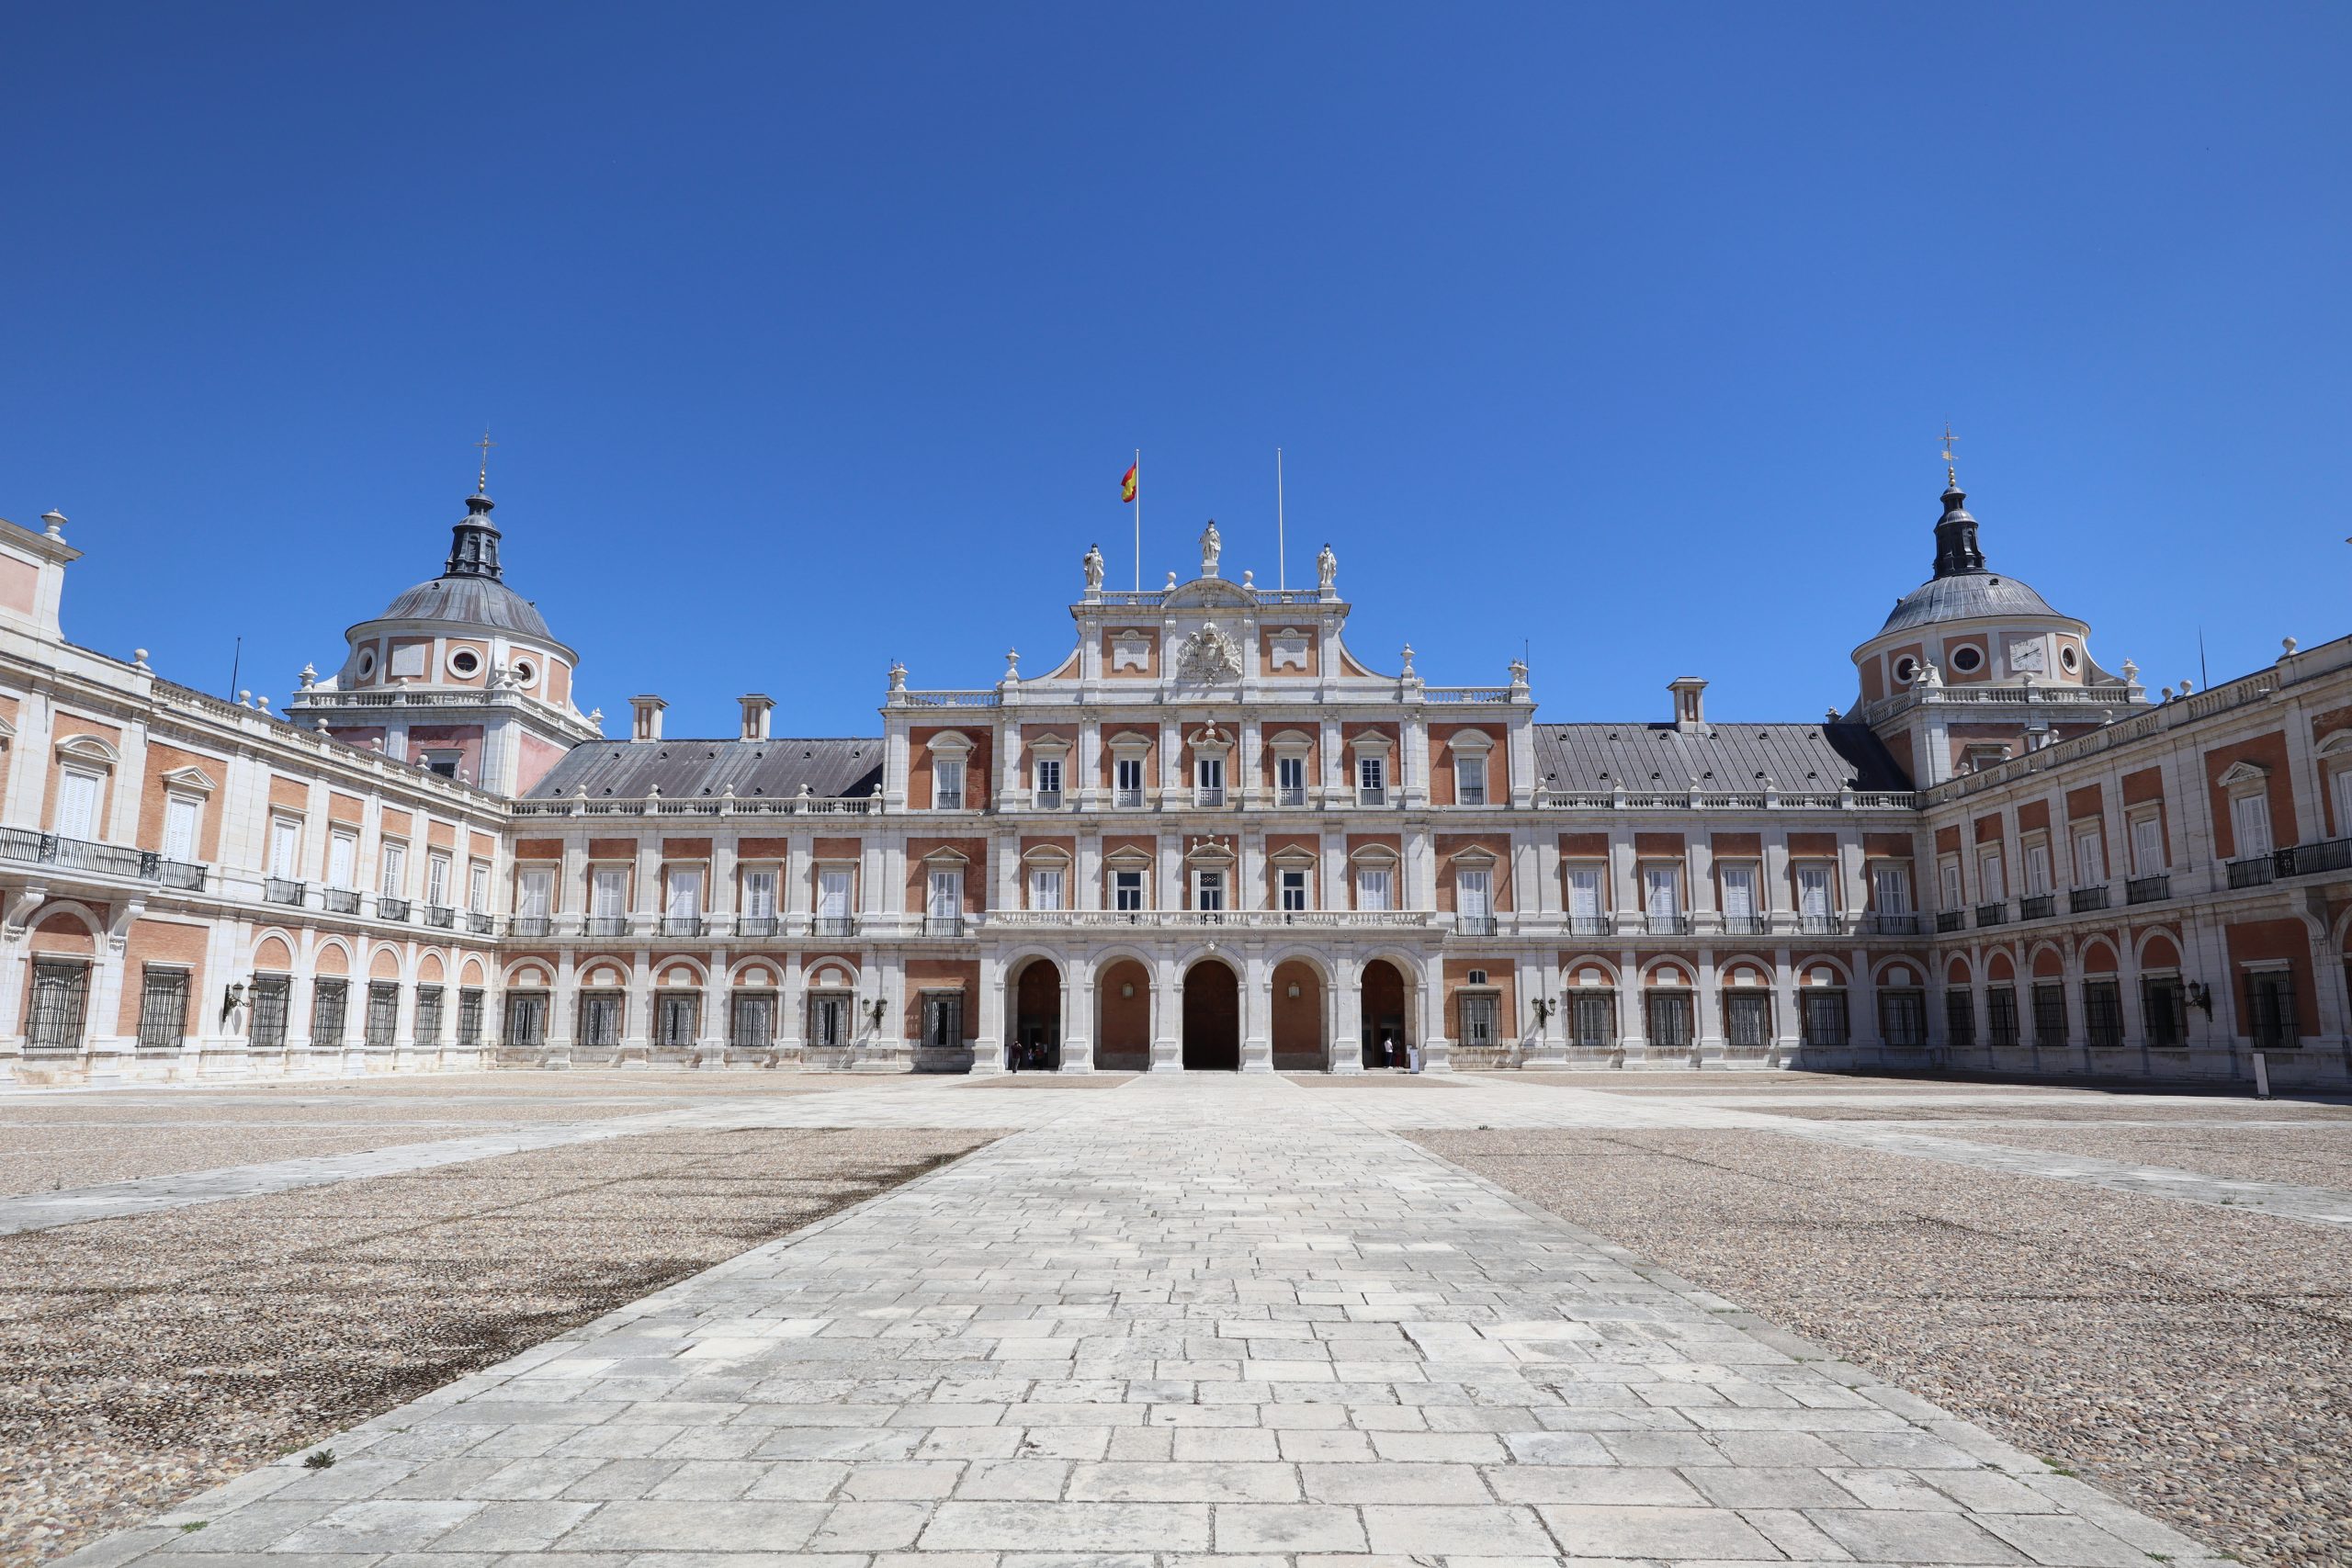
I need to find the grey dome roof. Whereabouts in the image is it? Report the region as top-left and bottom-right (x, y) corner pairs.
(376, 574), (553, 639)
(1878, 571), (2063, 636)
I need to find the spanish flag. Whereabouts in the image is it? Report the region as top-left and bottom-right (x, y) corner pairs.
(1120, 463), (1138, 503)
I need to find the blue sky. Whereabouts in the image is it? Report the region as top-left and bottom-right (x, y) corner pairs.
(4, 3), (2346, 741)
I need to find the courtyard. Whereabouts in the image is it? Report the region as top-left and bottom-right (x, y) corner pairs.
(3, 1070), (2346, 1567)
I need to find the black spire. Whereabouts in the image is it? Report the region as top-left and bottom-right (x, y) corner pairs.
(1930, 477), (1984, 578)
(443, 491), (504, 581)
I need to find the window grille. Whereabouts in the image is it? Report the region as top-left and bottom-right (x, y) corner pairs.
(730, 992), (775, 1048)
(136, 967), (188, 1050)
(1944, 988), (1974, 1048)
(808, 994), (848, 1048)
(658, 993), (700, 1048)
(1986, 986), (2019, 1047)
(311, 978), (349, 1047)
(458, 987), (484, 1046)
(1457, 993), (1498, 1047)
(503, 991), (548, 1048)
(1726, 992), (1770, 1049)
(1570, 991), (1615, 1047)
(1878, 989), (1926, 1048)
(1801, 990), (1849, 1047)
(2031, 982), (2067, 1048)
(27, 961), (88, 1051)
(922, 991), (964, 1049)
(579, 993), (623, 1047)
(2142, 976), (2185, 1047)
(250, 975), (291, 1049)
(2083, 979), (2122, 1049)
(2247, 971), (2299, 1049)
(414, 985), (444, 1046)
(365, 982), (399, 1048)
(1646, 991), (1692, 1051)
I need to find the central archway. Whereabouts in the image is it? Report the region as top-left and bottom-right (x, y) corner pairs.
(1182, 958), (1240, 1070)
(1095, 958), (1152, 1072)
(1360, 958), (1408, 1069)
(1270, 958), (1326, 1071)
(1012, 957), (1061, 1071)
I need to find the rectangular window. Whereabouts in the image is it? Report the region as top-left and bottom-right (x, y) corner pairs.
(311, 978), (348, 1047)
(1801, 990), (1849, 1047)
(1879, 990), (1926, 1047)
(1795, 865), (1832, 925)
(2230, 792), (2273, 859)
(665, 867), (702, 920)
(1454, 754), (1487, 807)
(741, 869), (777, 919)
(1113, 868), (1145, 911)
(658, 993), (699, 1048)
(1193, 868), (1226, 912)
(1978, 848), (2006, 902)
(1871, 864), (1912, 915)
(515, 867), (553, 925)
(922, 991), (965, 1049)
(1279, 867), (1308, 912)
(1644, 865), (1681, 917)
(1276, 753), (1306, 805)
(579, 992), (623, 1047)
(1114, 755), (1145, 805)
(365, 981), (399, 1048)
(1720, 863), (1758, 924)
(1035, 757), (1062, 803)
(503, 991), (547, 1048)
(54, 768), (100, 840)
(457, 987), (483, 1046)
(808, 993), (848, 1047)
(821, 867), (854, 919)
(1458, 994), (1498, 1047)
(1357, 753), (1386, 804)
(2031, 982), (2068, 1047)
(1458, 868), (1492, 925)
(269, 817), (302, 880)
(2073, 827), (2106, 888)
(250, 976), (290, 1050)
(426, 853), (451, 907)
(1570, 991), (1615, 1046)
(1726, 991), (1770, 1049)
(1356, 865), (1392, 912)
(924, 868), (959, 918)
(1195, 753), (1225, 805)
(2247, 970), (2299, 1049)
(26, 961), (88, 1051)
(379, 840), (407, 898)
(1939, 859), (1963, 910)
(2023, 840), (2052, 897)
(1987, 986), (2019, 1047)
(2143, 976), (2185, 1047)
(1944, 988), (1975, 1048)
(328, 832), (356, 890)
(1646, 991), (1691, 1050)
(1030, 866), (1064, 911)
(163, 795), (201, 863)
(730, 992), (775, 1048)
(468, 863), (490, 914)
(2083, 978), (2122, 1049)
(933, 758), (965, 810)
(591, 866), (627, 918)
(2131, 812), (2165, 875)
(2335, 768), (2352, 843)
(136, 967), (189, 1050)
(414, 985), (443, 1045)
(1566, 866), (1603, 927)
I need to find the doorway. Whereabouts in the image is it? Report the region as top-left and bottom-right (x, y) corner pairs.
(1360, 959), (1408, 1069)
(1012, 958), (1061, 1071)
(1182, 959), (1240, 1070)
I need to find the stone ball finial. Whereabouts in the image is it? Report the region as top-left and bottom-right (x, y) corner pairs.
(2283, 636), (2299, 656)
(132, 649), (150, 671)
(237, 689), (253, 707)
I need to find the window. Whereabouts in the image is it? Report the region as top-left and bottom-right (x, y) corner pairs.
(1457, 993), (1498, 1047)
(2334, 767), (2352, 843)
(1879, 989), (1926, 1047)
(1194, 753), (1226, 805)
(1113, 868), (1145, 912)
(422, 752), (460, 781)
(1871, 864), (1912, 915)
(426, 853), (451, 907)
(1356, 864), (1392, 912)
(1646, 991), (1691, 1051)
(1977, 848), (2005, 902)
(1566, 866), (1603, 930)
(1644, 865), (1682, 919)
(1035, 757), (1062, 805)
(1801, 989), (1849, 1047)
(136, 967), (189, 1050)
(2247, 970), (2298, 1049)
(1357, 753), (1386, 805)
(1193, 867), (1226, 913)
(1939, 860), (1963, 911)
(925, 868), (960, 919)
(2230, 790), (2273, 860)
(379, 840), (407, 897)
(922, 991), (965, 1049)
(579, 991), (623, 1047)
(251, 976), (290, 1049)
(327, 832), (356, 890)
(731, 992), (775, 1048)
(2069, 827), (2104, 888)
(1030, 866), (1064, 911)
(311, 978), (349, 1047)
(1570, 991), (1615, 1047)
(1726, 992), (1770, 1049)
(1276, 753), (1306, 805)
(268, 817), (302, 880)
(2083, 979), (2122, 1049)
(741, 869), (777, 925)
(2022, 840), (2052, 897)
(366, 982), (399, 1048)
(469, 863), (490, 914)
(513, 867), (553, 930)
(2143, 976), (2185, 1047)
(808, 993), (849, 1047)
(820, 867), (855, 931)
(1458, 868), (1493, 932)
(933, 758), (965, 810)
(1279, 867), (1308, 912)
(658, 993), (699, 1048)
(2031, 982), (2067, 1047)
(1944, 988), (1975, 1048)
(414, 986), (444, 1045)
(1796, 865), (1832, 931)
(503, 991), (547, 1048)
(1114, 755), (1145, 806)
(1986, 985), (2019, 1047)
(27, 960), (88, 1050)
(665, 867), (702, 928)
(54, 767), (100, 840)
(2131, 812), (2165, 875)
(1454, 752), (1487, 807)
(163, 795), (201, 863)
(591, 866), (628, 921)
(458, 987), (483, 1047)
(1721, 864), (1758, 930)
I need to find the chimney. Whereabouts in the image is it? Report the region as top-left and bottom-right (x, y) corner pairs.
(629, 694), (666, 741)
(1668, 676), (1709, 734)
(739, 694), (774, 741)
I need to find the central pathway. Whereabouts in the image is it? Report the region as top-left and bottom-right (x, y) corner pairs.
(70, 1075), (2219, 1566)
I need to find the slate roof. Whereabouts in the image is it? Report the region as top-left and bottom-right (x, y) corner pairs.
(1532, 722), (1912, 794)
(526, 738), (886, 800)
(376, 575), (556, 641)
(1878, 571), (2064, 637)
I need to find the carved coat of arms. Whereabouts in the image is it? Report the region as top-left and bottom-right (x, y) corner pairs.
(1176, 621), (1244, 682)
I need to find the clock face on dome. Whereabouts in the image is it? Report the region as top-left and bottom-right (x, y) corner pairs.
(2007, 638), (2047, 672)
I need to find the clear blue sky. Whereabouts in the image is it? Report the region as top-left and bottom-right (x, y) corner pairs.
(4, 4), (2346, 743)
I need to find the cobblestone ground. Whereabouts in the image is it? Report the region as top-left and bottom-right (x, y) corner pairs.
(54, 1074), (2229, 1568)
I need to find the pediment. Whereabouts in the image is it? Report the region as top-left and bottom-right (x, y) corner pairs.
(1162, 578), (1257, 611)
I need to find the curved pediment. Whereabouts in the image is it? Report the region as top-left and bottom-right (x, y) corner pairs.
(1163, 577), (1258, 612)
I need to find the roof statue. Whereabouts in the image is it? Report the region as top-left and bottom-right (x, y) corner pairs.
(1198, 519), (1221, 580)
(1081, 543), (1104, 593)
(1317, 542), (1338, 594)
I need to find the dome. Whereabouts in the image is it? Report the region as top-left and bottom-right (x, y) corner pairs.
(375, 573), (552, 639)
(1879, 571), (2061, 636)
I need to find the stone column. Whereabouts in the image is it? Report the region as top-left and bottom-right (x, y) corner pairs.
(1060, 960), (1095, 1072)
(1418, 960), (1452, 1072)
(1150, 953), (1182, 1071)
(1616, 945), (1646, 1059)
(1239, 949), (1273, 1073)
(778, 958), (806, 1062)
(1770, 947), (1800, 1064)
(1694, 949), (1724, 1065)
(1329, 953), (1363, 1073)
(970, 952), (1006, 1073)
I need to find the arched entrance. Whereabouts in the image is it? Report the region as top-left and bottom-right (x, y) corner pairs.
(1012, 958), (1061, 1071)
(1271, 959), (1325, 1071)
(1095, 958), (1152, 1072)
(1182, 958), (1240, 1070)
(1361, 959), (1408, 1069)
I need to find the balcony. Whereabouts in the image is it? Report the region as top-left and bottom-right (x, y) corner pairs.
(1455, 914), (1498, 937)
(379, 896), (412, 922)
(586, 915), (628, 937)
(924, 914), (966, 937)
(987, 908), (1436, 931)
(468, 912), (495, 935)
(1863, 912), (1920, 936)
(1035, 790), (1063, 810)
(1113, 787), (1145, 809)
(737, 915), (778, 938)
(1193, 785), (1227, 808)
(2126, 874), (2170, 905)
(509, 915), (553, 938)
(2018, 893), (2056, 920)
(424, 905), (456, 930)
(1795, 913), (1842, 936)
(1936, 909), (1968, 933)
(2225, 856), (2276, 889)
(2272, 838), (2352, 879)
(1276, 786), (1306, 807)
(1974, 901), (2009, 928)
(264, 877), (307, 907)
(1645, 913), (1690, 936)
(1566, 915), (1610, 937)
(2069, 886), (2110, 914)
(0, 827), (207, 891)
(811, 916), (858, 937)
(662, 915), (705, 937)
(322, 887), (361, 915)
(933, 791), (965, 811)
(1720, 914), (1766, 936)
(1358, 787), (1388, 807)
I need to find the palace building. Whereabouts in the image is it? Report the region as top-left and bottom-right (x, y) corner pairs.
(0, 468), (2346, 1089)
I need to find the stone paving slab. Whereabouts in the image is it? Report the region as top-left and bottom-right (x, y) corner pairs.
(59, 1075), (2222, 1566)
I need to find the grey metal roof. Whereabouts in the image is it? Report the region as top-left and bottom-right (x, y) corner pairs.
(526, 738), (885, 800)
(1532, 722), (1912, 794)
(1878, 571), (2064, 637)
(377, 575), (556, 640)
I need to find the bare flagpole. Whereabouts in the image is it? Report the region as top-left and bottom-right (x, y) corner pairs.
(1276, 446), (1287, 592)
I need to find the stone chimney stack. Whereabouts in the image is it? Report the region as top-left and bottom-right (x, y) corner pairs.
(629, 694), (666, 741)
(739, 694), (774, 741)
(1668, 676), (1709, 735)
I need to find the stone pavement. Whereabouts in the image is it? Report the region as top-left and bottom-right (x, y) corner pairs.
(63, 1074), (2221, 1566)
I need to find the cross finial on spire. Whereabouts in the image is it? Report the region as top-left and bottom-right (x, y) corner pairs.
(474, 431), (496, 495)
(1939, 422), (1959, 487)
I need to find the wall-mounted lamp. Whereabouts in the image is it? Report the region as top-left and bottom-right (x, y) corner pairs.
(2186, 981), (2214, 1017)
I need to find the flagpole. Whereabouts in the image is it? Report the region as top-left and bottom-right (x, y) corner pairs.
(1133, 447), (1142, 592)
(1276, 446), (1286, 592)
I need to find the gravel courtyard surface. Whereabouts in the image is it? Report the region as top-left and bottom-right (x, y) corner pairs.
(0, 1122), (999, 1568)
(1925, 1122), (2352, 1190)
(1414, 1122), (2352, 1567)
(0, 1074), (852, 1197)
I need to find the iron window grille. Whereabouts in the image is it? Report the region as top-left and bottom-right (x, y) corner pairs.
(1569, 992), (1616, 1048)
(730, 992), (776, 1049)
(365, 981), (399, 1048)
(1457, 994), (1498, 1048)
(379, 896), (412, 921)
(2247, 971), (2300, 1049)
(136, 967), (189, 1050)
(1878, 989), (1926, 1048)
(586, 915), (628, 937)
(1725, 992), (1771, 1050)
(658, 994), (700, 1048)
(27, 961), (88, 1052)
(808, 994), (850, 1048)
(1986, 986), (2020, 1047)
(2083, 979), (2122, 1050)
(250, 976), (290, 1049)
(414, 985), (444, 1047)
(1943, 989), (1975, 1049)
(322, 888), (360, 915)
(425, 905), (456, 930)
(457, 987), (484, 1047)
(311, 979), (349, 1048)
(2141, 976), (2186, 1047)
(264, 877), (306, 907)
(579, 993), (623, 1048)
(2018, 893), (2056, 920)
(2069, 886), (2110, 914)
(1801, 990), (1849, 1048)
(2125, 874), (2170, 905)
(737, 915), (779, 938)
(921, 992), (964, 1050)
(1645, 992), (1692, 1052)
(812, 916), (858, 937)
(2031, 982), (2068, 1048)
(503, 992), (548, 1049)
